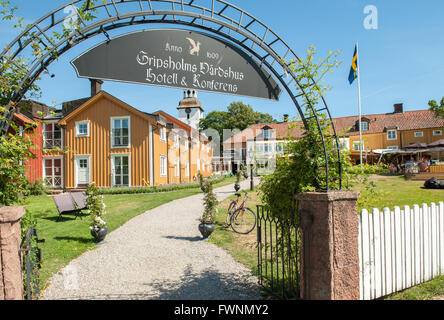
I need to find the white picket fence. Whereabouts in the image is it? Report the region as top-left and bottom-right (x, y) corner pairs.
(358, 202), (444, 300)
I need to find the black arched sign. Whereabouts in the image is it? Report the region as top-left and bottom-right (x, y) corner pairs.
(71, 29), (281, 101)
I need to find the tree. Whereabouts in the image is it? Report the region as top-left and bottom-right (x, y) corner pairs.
(199, 101), (276, 153)
(0, 0), (93, 205)
(428, 97), (444, 119)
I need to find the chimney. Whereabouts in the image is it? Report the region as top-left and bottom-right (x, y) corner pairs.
(90, 79), (103, 97)
(283, 114), (289, 122)
(394, 103), (403, 113)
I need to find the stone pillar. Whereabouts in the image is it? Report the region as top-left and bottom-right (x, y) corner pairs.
(296, 191), (360, 300)
(0, 206), (26, 300)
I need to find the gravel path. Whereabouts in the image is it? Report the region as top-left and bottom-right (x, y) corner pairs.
(42, 179), (262, 300)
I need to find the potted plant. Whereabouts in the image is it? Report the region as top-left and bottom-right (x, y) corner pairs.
(197, 171), (206, 192)
(199, 179), (218, 239)
(86, 182), (108, 243)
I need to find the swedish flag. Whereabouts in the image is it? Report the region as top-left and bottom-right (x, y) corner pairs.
(349, 45), (358, 84)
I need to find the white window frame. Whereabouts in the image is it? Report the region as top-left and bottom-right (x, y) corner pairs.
(160, 155), (167, 177)
(414, 131), (424, 138)
(353, 141), (364, 151)
(160, 127), (167, 142)
(111, 116), (131, 148)
(387, 130), (397, 140)
(75, 121), (90, 137)
(174, 159), (180, 177)
(263, 129), (270, 139)
(185, 161), (190, 177)
(174, 134), (179, 148)
(43, 121), (63, 149)
(42, 156), (64, 188)
(74, 155), (92, 188)
(387, 146), (399, 150)
(433, 130), (443, 136)
(111, 153), (131, 187)
(360, 121), (369, 132)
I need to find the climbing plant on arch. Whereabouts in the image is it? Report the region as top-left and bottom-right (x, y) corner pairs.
(0, 0), (343, 190)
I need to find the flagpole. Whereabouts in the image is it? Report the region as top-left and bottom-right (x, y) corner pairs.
(356, 40), (363, 165)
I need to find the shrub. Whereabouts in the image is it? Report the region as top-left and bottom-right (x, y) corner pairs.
(201, 179), (218, 224)
(27, 179), (48, 196)
(86, 183), (107, 231)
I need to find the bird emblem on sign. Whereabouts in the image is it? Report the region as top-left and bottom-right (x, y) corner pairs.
(186, 38), (201, 56)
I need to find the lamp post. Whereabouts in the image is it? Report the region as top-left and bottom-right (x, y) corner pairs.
(250, 163), (254, 191)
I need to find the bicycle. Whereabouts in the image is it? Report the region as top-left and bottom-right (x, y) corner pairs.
(225, 192), (241, 226)
(229, 191), (257, 235)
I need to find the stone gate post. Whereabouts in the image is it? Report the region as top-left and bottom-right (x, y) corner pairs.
(296, 191), (360, 300)
(0, 206), (26, 300)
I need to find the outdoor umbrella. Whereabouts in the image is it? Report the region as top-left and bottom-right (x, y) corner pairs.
(404, 142), (428, 150)
(428, 139), (444, 148)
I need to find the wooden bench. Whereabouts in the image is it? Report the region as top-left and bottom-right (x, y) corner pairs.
(53, 192), (87, 221)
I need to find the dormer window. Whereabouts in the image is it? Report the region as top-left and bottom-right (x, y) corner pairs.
(356, 118), (369, 132)
(360, 121), (369, 131)
(262, 125), (273, 139)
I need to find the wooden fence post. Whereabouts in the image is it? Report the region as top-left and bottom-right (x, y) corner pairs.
(0, 206), (26, 300)
(296, 191), (360, 300)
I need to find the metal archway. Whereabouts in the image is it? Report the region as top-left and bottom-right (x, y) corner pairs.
(0, 0), (342, 190)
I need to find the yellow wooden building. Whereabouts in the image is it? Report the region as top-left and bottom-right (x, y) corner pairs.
(42, 87), (212, 189)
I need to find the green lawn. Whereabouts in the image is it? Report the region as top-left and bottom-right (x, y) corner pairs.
(356, 174), (444, 211)
(26, 177), (236, 292)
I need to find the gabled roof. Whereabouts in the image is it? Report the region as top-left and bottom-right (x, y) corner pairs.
(334, 109), (444, 136)
(223, 109), (444, 144)
(13, 112), (34, 124)
(223, 122), (304, 144)
(58, 91), (159, 126)
(153, 110), (209, 142)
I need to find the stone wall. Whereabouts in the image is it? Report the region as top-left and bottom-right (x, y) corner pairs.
(0, 206), (25, 300)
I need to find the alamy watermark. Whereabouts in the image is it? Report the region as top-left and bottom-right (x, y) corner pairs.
(364, 5), (378, 30)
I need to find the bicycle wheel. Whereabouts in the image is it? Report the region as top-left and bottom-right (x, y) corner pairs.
(231, 207), (256, 235)
(226, 201), (237, 226)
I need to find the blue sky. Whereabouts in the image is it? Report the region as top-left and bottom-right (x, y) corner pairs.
(1, 0), (444, 121)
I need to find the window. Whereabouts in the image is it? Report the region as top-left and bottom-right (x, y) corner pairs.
(263, 129), (270, 139)
(174, 159), (180, 177)
(43, 123), (62, 149)
(360, 121), (369, 132)
(387, 146), (399, 150)
(174, 135), (179, 148)
(202, 160), (206, 172)
(160, 155), (167, 177)
(185, 162), (190, 177)
(111, 117), (130, 148)
(76, 121), (90, 137)
(44, 158), (63, 188)
(197, 158), (200, 171)
(112, 155), (130, 187)
(414, 131), (424, 138)
(387, 130), (397, 140)
(433, 130), (443, 136)
(353, 141), (364, 151)
(264, 144), (269, 152)
(160, 127), (166, 142)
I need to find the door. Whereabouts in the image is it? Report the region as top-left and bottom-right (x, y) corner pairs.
(76, 157), (90, 187)
(112, 155), (130, 187)
(44, 158), (63, 188)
